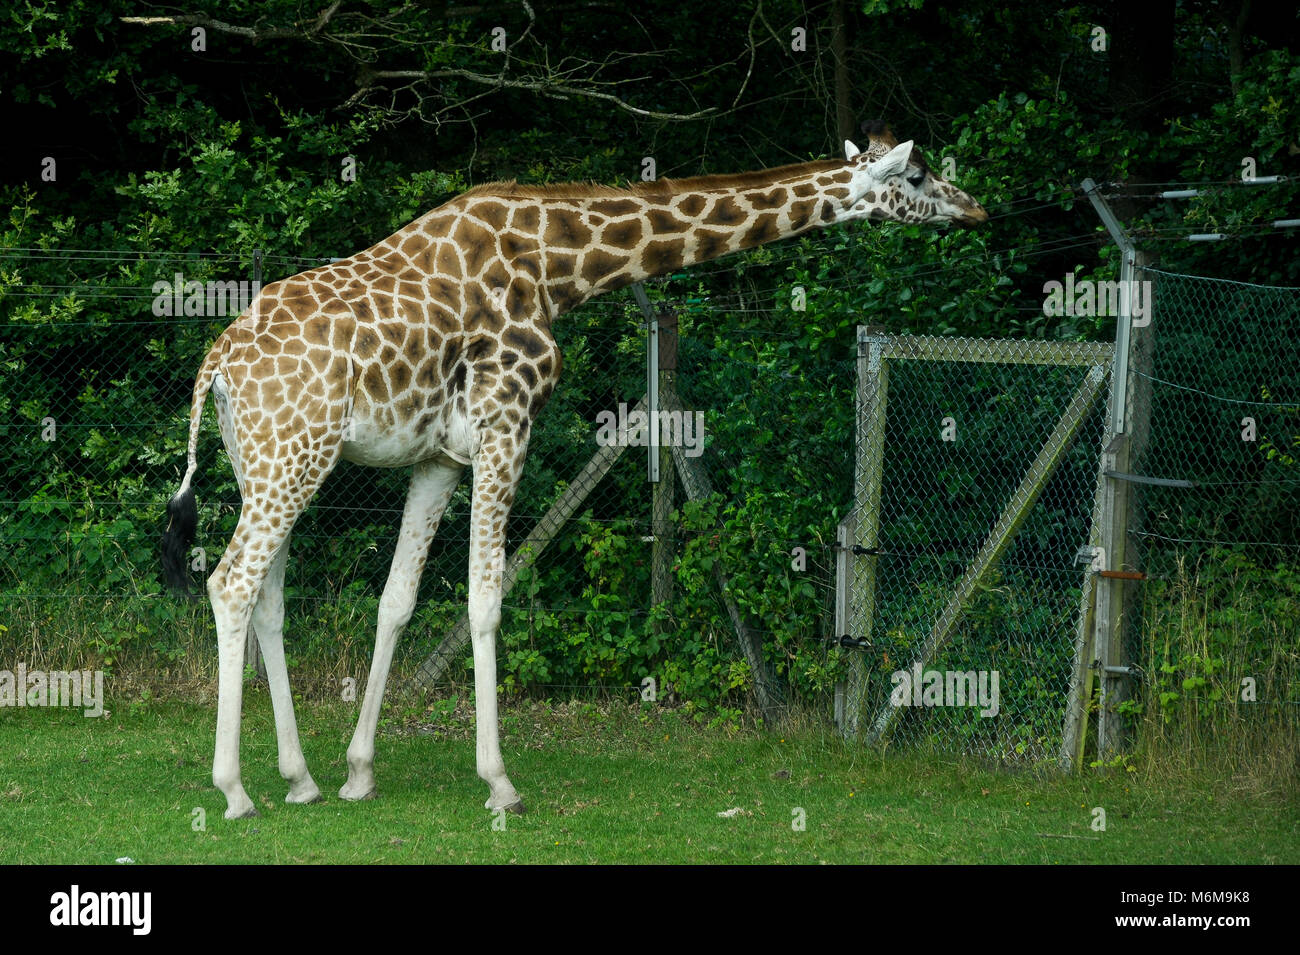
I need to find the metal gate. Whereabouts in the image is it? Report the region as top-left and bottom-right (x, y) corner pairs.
(835, 327), (1114, 761)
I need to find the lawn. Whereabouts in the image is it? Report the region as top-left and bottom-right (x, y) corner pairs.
(2, 688), (1296, 865)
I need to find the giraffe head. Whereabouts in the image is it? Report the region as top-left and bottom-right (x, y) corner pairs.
(841, 121), (988, 228)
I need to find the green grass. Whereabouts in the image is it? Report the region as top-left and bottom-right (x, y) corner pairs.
(2, 689), (1295, 864)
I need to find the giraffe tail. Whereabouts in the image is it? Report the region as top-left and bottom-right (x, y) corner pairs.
(161, 341), (222, 597)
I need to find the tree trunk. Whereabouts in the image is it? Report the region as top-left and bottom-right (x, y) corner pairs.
(830, 0), (854, 145)
(1106, 0), (1175, 135)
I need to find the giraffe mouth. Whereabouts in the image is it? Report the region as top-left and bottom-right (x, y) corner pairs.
(954, 205), (990, 227)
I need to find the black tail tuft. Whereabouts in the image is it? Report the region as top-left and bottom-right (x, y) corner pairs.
(161, 487), (199, 599)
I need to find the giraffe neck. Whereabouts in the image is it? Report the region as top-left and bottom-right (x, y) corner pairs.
(460, 160), (858, 319)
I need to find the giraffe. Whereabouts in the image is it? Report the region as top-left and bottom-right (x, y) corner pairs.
(161, 123), (987, 819)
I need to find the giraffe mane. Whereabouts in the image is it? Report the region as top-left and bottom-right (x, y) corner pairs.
(860, 119), (897, 148)
(461, 159), (847, 200)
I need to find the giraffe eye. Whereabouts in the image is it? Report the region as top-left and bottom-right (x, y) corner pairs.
(906, 173), (925, 188)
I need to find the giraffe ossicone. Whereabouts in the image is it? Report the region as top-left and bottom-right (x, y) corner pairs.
(161, 124), (987, 819)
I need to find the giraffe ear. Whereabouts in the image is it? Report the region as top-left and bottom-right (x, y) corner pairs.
(844, 140), (861, 161)
(868, 140), (913, 180)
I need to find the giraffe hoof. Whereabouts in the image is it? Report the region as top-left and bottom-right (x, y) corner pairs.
(224, 804), (260, 820)
(487, 798), (525, 815)
(339, 783), (378, 802)
(286, 779), (323, 804)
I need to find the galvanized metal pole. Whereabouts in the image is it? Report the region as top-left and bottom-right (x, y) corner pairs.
(1080, 179), (1134, 437)
(1078, 181), (1147, 761)
(651, 311), (678, 640)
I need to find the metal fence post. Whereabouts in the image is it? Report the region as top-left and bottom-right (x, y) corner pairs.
(1080, 183), (1149, 761)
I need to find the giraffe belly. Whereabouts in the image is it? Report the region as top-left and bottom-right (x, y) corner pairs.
(339, 405), (475, 468)
(339, 436), (425, 467)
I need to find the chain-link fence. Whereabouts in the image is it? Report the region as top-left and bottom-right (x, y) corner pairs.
(7, 247), (1292, 745)
(838, 331), (1113, 761)
(1122, 265), (1300, 713)
(0, 249), (281, 611)
(1127, 266), (1300, 572)
(834, 265), (1300, 763)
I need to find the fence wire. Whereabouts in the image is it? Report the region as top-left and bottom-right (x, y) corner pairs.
(838, 265), (1300, 763)
(1128, 267), (1300, 570)
(8, 249), (1291, 740)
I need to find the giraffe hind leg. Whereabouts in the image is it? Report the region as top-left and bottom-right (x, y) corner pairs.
(209, 392), (339, 818)
(209, 375), (257, 818)
(252, 538), (323, 805)
(208, 514), (266, 820)
(210, 493), (324, 818)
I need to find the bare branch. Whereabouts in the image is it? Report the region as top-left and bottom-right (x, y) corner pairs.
(359, 68), (716, 121)
(123, 2), (731, 124)
(122, 2), (341, 42)
(732, 1), (760, 111)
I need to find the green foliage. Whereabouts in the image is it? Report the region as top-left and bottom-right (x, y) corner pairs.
(1154, 49), (1300, 284)
(1141, 550), (1300, 727)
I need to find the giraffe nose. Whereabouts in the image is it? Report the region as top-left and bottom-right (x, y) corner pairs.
(959, 203), (989, 226)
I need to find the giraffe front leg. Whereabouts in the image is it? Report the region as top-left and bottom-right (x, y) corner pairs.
(470, 604), (523, 813)
(341, 456), (463, 802)
(468, 446), (524, 814)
